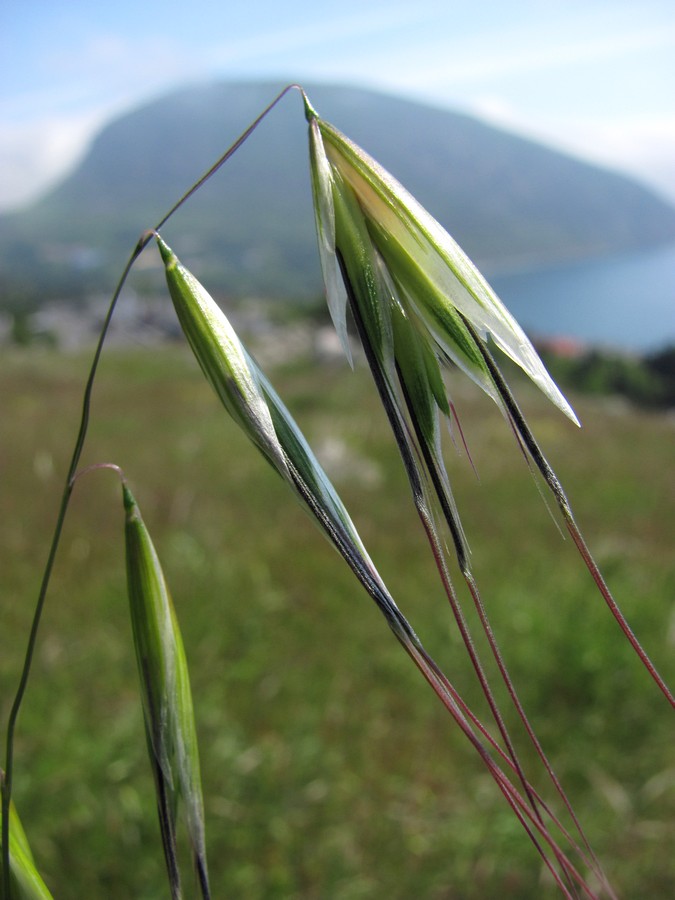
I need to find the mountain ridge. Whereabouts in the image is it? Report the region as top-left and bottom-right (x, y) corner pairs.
(2, 79), (675, 308)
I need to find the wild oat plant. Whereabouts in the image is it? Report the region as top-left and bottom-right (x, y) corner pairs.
(1, 85), (672, 899)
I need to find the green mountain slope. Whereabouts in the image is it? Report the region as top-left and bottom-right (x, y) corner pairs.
(2, 80), (675, 307)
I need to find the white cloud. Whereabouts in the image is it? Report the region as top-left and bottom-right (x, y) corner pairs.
(414, 24), (675, 87)
(0, 114), (106, 211)
(565, 116), (675, 202)
(0, 5), (435, 211)
(204, 5), (427, 67)
(465, 98), (675, 203)
(0, 34), (197, 211)
(2, 2), (673, 212)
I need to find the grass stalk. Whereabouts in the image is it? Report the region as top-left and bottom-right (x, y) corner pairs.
(337, 251), (607, 895)
(0, 85), (306, 900)
(1, 239), (148, 898)
(3, 82), (669, 896)
(2, 86), (302, 897)
(159, 235), (600, 892)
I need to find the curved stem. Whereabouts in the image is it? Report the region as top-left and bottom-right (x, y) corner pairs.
(290, 444), (596, 894)
(395, 375), (608, 889)
(1, 239), (146, 896)
(2, 83), (306, 895)
(154, 83), (303, 233)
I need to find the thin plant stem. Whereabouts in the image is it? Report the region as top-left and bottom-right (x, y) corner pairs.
(70, 461), (126, 486)
(409, 404), (609, 891)
(386, 354), (608, 889)
(2, 82), (303, 896)
(290, 397), (599, 894)
(401, 640), (598, 899)
(291, 445), (594, 894)
(154, 83), (302, 234)
(1, 240), (146, 897)
(339, 252), (537, 807)
(336, 252), (602, 896)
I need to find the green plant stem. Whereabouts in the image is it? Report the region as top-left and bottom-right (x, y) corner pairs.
(1, 83), (303, 898)
(154, 83), (301, 233)
(1, 238), (147, 898)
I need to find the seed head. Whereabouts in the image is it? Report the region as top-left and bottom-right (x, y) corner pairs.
(303, 92), (578, 426)
(123, 484), (208, 897)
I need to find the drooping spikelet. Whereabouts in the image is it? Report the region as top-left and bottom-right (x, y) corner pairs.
(123, 484), (209, 899)
(303, 91), (578, 427)
(156, 234), (612, 895)
(157, 234), (410, 633)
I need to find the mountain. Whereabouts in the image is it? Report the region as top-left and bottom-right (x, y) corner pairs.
(2, 80), (675, 309)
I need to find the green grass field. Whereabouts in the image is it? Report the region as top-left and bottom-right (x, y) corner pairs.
(1, 343), (673, 898)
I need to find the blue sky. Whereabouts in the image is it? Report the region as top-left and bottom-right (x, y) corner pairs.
(2, 0), (674, 211)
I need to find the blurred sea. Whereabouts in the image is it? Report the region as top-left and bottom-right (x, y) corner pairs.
(491, 242), (675, 353)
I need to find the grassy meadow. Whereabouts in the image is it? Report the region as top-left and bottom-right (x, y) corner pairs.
(1, 341), (673, 898)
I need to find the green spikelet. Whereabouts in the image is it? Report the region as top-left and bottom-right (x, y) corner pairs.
(123, 485), (209, 900)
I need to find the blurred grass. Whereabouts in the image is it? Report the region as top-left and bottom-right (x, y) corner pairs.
(1, 343), (673, 898)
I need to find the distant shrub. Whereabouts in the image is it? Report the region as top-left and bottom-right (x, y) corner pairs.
(539, 344), (675, 409)
(645, 345), (675, 406)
